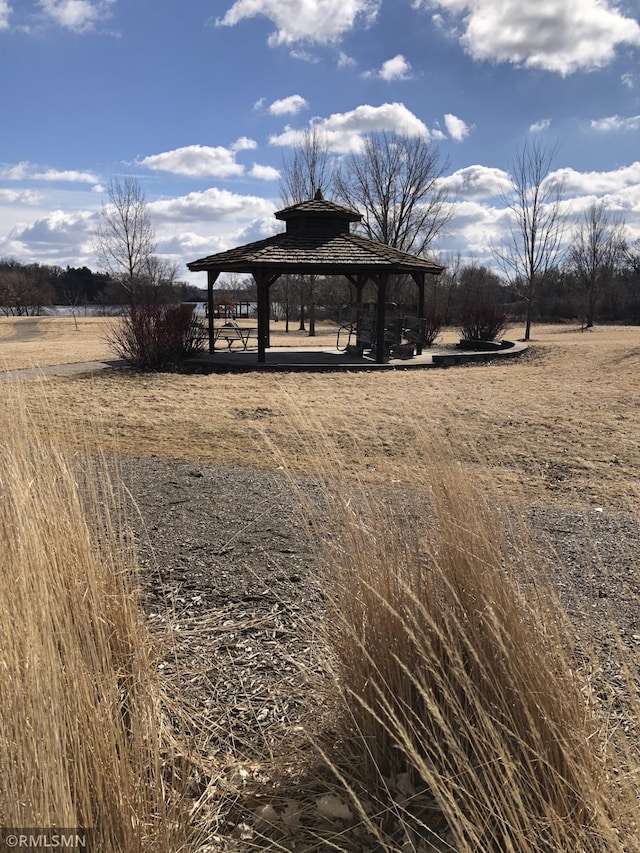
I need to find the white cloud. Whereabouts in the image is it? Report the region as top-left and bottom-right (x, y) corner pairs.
(530, 118), (551, 133)
(621, 73), (635, 89)
(415, 0), (640, 75)
(590, 114), (640, 132)
(249, 163), (281, 180)
(235, 215), (281, 244)
(160, 216), (280, 263)
(440, 165), (510, 198)
(0, 162), (31, 180)
(379, 54), (412, 81)
(289, 48), (321, 63)
(7, 209), (96, 265)
(0, 188), (42, 204)
(33, 168), (100, 183)
(230, 136), (258, 152)
(338, 51), (356, 68)
(157, 232), (222, 258)
(149, 187), (275, 222)
(38, 0), (115, 32)
(270, 102), (429, 153)
(217, 0), (380, 46)
(442, 198), (509, 260)
(0, 161), (99, 183)
(138, 144), (249, 178)
(0, 0), (11, 29)
(444, 113), (470, 141)
(550, 162), (640, 196)
(438, 158), (640, 266)
(268, 95), (308, 116)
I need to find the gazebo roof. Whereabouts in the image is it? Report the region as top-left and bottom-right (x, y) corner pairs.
(274, 196), (362, 224)
(187, 195), (443, 278)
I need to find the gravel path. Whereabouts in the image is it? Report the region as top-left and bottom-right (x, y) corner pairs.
(119, 458), (326, 752)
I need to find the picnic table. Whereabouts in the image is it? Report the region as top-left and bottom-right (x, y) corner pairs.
(213, 321), (259, 350)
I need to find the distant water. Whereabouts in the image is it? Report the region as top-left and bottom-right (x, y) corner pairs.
(44, 302), (208, 317)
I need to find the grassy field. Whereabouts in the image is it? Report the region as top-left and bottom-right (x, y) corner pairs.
(4, 318), (637, 510)
(0, 315), (114, 368)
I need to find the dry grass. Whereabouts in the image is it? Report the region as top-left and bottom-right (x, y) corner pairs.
(12, 322), (639, 510)
(212, 411), (640, 851)
(0, 316), (114, 368)
(0, 384), (192, 851)
(305, 456), (640, 851)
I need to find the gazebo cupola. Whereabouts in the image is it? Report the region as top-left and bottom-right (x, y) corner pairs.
(275, 189), (362, 237)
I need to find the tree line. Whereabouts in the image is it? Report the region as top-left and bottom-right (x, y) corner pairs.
(0, 258), (203, 316)
(3, 136), (640, 335)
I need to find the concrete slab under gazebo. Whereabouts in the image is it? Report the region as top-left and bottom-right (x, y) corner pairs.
(187, 193), (444, 365)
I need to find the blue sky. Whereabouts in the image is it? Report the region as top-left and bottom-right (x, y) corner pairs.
(1, 0), (640, 285)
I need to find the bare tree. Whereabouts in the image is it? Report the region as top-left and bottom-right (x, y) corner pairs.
(280, 127), (334, 335)
(94, 176), (156, 302)
(334, 131), (450, 257)
(494, 141), (567, 341)
(280, 126), (334, 206)
(569, 202), (627, 329)
(433, 251), (462, 325)
(458, 263), (508, 342)
(139, 255), (180, 304)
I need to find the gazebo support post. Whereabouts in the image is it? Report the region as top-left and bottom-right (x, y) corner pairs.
(414, 271), (426, 356)
(207, 271), (220, 353)
(255, 272), (280, 363)
(255, 271), (268, 364)
(375, 274), (388, 364)
(355, 274), (367, 348)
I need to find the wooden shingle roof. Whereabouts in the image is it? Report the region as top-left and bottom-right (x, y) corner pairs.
(275, 197), (362, 223)
(187, 196), (443, 278)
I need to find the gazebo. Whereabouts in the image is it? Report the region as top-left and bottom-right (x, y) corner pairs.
(187, 192), (444, 365)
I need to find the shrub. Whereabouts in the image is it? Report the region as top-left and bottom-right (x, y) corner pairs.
(459, 297), (508, 341)
(458, 265), (508, 341)
(109, 302), (206, 370)
(421, 311), (441, 346)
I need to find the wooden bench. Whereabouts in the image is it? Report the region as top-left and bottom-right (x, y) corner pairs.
(214, 321), (259, 350)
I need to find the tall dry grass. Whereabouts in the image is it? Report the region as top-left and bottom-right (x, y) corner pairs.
(0, 386), (189, 851)
(285, 421), (640, 851)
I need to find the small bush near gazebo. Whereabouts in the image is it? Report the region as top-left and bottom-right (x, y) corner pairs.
(109, 302), (206, 371)
(458, 265), (508, 342)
